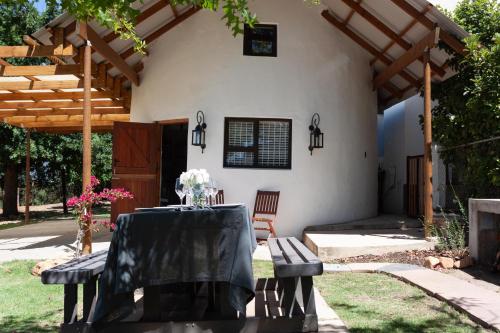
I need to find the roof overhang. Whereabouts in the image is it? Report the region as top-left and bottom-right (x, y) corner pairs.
(0, 0), (468, 131)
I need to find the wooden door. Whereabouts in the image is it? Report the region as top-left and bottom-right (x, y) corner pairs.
(407, 155), (424, 217)
(111, 121), (162, 222)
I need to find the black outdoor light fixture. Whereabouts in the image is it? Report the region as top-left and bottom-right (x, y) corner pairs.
(308, 113), (324, 155)
(192, 110), (207, 153)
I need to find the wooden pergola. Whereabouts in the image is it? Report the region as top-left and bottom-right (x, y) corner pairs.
(0, 0), (467, 248)
(0, 2), (199, 252)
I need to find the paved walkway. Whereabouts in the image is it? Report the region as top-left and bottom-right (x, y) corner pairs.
(0, 218), (112, 262)
(324, 262), (500, 331)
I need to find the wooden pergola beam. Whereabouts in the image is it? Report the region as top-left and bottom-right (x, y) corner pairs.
(0, 107), (127, 118)
(23, 35), (67, 65)
(373, 28), (440, 89)
(390, 0), (465, 55)
(0, 45), (75, 58)
(78, 22), (139, 86)
(4, 113), (130, 123)
(0, 79), (98, 90)
(321, 10), (420, 89)
(0, 99), (123, 109)
(0, 64), (95, 76)
(33, 126), (113, 134)
(0, 91), (115, 101)
(341, 0), (445, 77)
(14, 120), (117, 128)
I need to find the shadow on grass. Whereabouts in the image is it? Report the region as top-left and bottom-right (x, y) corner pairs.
(0, 311), (60, 333)
(348, 316), (485, 333)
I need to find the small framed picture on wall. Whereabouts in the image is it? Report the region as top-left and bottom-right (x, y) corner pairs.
(243, 24), (277, 57)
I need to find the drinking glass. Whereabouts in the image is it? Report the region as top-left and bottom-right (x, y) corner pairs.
(211, 179), (219, 204)
(175, 178), (185, 205)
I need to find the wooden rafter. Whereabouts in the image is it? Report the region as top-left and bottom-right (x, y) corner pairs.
(11, 120), (118, 128)
(22, 35), (67, 65)
(341, 0), (445, 77)
(102, 0), (171, 43)
(78, 22), (139, 86)
(0, 45), (74, 58)
(321, 10), (420, 91)
(0, 91), (115, 101)
(390, 0), (465, 55)
(373, 28), (440, 89)
(0, 107), (127, 118)
(113, 6), (200, 63)
(0, 99), (123, 109)
(0, 79), (97, 90)
(4, 113), (129, 124)
(370, 4), (432, 66)
(344, 0), (361, 24)
(0, 64), (95, 76)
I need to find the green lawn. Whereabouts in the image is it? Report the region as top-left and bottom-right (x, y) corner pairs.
(0, 260), (492, 333)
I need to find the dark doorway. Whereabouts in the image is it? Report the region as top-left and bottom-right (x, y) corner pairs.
(160, 121), (188, 206)
(406, 155), (424, 218)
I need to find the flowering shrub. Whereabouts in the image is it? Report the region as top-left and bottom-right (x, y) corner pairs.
(67, 176), (133, 257)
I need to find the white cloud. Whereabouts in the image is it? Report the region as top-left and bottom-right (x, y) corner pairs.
(428, 0), (460, 12)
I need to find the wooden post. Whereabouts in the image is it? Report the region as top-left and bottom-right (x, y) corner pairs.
(423, 49), (433, 237)
(82, 37), (93, 254)
(24, 129), (31, 224)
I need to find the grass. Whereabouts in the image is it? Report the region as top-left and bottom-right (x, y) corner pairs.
(0, 260), (492, 333)
(0, 260), (63, 333)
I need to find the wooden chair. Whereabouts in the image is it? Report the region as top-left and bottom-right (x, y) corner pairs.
(252, 190), (280, 239)
(207, 190), (224, 205)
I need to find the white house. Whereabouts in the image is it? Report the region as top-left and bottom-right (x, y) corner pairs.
(2, 0), (468, 238)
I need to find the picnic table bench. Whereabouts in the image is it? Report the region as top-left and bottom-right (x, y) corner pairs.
(41, 237), (323, 333)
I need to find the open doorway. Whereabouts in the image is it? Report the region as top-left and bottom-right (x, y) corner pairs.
(160, 120), (188, 206)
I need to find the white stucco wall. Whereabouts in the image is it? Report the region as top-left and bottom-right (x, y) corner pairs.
(130, 0), (378, 237)
(382, 95), (446, 214)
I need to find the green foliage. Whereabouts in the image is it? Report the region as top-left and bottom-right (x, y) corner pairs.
(431, 0), (500, 198)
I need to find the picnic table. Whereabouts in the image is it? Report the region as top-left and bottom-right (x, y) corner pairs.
(42, 205), (323, 332)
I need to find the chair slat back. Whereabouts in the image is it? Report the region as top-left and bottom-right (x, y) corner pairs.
(208, 190), (224, 205)
(253, 190), (280, 216)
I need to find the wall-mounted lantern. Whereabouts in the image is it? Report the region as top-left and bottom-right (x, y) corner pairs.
(308, 113), (323, 155)
(192, 110), (207, 153)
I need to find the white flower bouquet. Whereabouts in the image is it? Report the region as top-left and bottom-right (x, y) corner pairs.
(179, 169), (210, 207)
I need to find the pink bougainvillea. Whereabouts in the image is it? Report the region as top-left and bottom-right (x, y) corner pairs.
(67, 176), (133, 256)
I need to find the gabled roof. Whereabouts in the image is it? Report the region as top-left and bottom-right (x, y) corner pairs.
(0, 0), (467, 132)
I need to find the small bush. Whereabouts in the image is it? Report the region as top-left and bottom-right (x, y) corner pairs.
(432, 190), (469, 258)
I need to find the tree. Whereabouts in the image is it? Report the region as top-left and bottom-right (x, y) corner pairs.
(431, 0), (500, 198)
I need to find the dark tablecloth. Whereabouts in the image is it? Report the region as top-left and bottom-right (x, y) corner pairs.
(94, 205), (257, 322)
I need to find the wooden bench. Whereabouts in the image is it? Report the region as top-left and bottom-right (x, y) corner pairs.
(41, 250), (108, 324)
(41, 238), (323, 333)
(263, 237), (324, 332)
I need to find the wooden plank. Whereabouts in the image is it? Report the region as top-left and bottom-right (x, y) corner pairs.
(373, 28), (439, 89)
(63, 284), (78, 323)
(277, 238), (304, 265)
(0, 45), (74, 57)
(0, 79), (97, 90)
(287, 237), (322, 264)
(6, 113), (129, 125)
(14, 119), (117, 129)
(321, 10), (420, 89)
(0, 91), (114, 101)
(269, 238), (323, 278)
(22, 35), (66, 65)
(78, 22), (139, 86)
(0, 99), (122, 109)
(390, 0), (465, 55)
(0, 64), (92, 76)
(102, 0), (171, 43)
(370, 4), (432, 66)
(341, 0), (445, 77)
(0, 108), (127, 119)
(119, 6), (200, 60)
